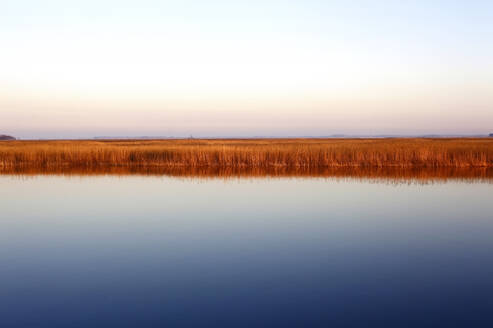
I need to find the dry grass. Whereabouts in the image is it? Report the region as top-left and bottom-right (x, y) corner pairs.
(1, 138), (493, 169)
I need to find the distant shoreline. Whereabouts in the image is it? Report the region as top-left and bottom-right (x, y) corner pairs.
(12, 134), (493, 141)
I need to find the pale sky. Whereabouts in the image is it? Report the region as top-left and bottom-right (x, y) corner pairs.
(1, 0), (492, 138)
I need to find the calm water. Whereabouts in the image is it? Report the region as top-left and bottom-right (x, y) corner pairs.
(1, 175), (493, 327)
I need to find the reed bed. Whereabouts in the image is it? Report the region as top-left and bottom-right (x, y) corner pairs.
(1, 138), (493, 169)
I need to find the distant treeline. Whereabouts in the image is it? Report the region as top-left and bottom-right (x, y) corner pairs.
(1, 138), (493, 169)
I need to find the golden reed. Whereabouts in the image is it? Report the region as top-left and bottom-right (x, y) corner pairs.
(1, 138), (493, 169)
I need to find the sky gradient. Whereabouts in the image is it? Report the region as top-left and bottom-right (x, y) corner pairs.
(1, 0), (492, 138)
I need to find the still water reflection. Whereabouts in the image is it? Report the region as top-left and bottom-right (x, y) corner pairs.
(1, 174), (493, 327)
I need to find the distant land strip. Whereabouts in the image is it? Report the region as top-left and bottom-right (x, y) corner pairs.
(1, 138), (493, 169)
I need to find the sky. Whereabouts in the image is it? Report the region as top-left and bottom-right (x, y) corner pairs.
(1, 0), (492, 139)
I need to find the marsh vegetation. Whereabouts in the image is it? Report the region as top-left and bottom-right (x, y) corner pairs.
(1, 138), (492, 169)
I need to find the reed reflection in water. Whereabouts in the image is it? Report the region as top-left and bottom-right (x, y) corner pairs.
(1, 166), (493, 183)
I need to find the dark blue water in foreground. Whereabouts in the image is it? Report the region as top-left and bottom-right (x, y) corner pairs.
(1, 175), (493, 327)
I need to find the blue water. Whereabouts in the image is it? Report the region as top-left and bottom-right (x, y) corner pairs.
(1, 175), (492, 327)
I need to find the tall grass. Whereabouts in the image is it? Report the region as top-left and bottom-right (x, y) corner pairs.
(1, 138), (493, 169)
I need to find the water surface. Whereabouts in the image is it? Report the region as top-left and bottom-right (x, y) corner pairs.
(1, 175), (492, 327)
